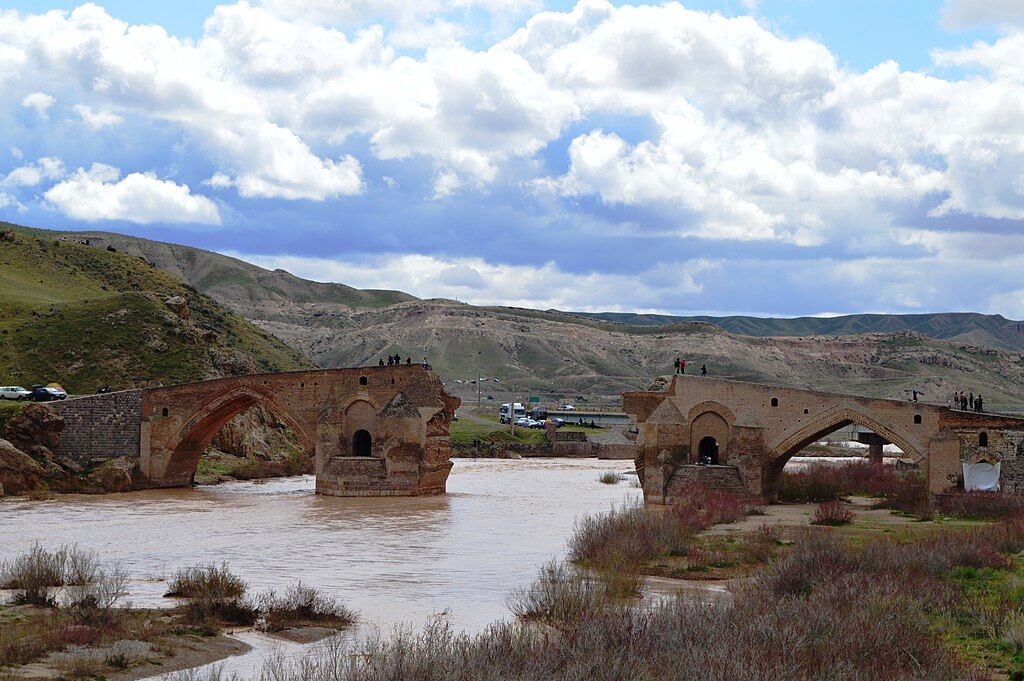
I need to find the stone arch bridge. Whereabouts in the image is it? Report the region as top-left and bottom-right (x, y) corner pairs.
(49, 366), (460, 496)
(623, 375), (1024, 502)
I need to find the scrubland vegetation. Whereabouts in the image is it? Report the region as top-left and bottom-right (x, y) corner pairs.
(11, 467), (1024, 680)
(0, 550), (354, 677)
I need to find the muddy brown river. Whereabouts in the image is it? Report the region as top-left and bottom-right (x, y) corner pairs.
(1, 458), (638, 675)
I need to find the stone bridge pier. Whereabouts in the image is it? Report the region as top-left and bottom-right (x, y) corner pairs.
(50, 366), (459, 496)
(623, 376), (1024, 503)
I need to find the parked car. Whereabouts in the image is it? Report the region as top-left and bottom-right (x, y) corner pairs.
(46, 384), (68, 399)
(29, 386), (66, 401)
(550, 417), (566, 427)
(0, 386), (31, 400)
(562, 404), (575, 410)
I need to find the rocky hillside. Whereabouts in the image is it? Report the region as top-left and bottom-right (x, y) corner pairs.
(0, 227), (313, 393)
(572, 311), (1024, 351)
(10, 224), (1024, 411)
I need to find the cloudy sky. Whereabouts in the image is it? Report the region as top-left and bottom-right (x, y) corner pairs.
(2, 0), (1024, 317)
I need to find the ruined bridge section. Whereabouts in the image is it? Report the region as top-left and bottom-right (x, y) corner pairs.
(50, 366), (460, 496)
(623, 376), (1024, 503)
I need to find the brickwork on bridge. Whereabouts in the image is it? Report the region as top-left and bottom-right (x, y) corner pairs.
(50, 391), (143, 467)
(623, 376), (1024, 502)
(53, 366), (459, 496)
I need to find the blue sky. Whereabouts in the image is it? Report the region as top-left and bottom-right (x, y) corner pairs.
(2, 0), (1023, 317)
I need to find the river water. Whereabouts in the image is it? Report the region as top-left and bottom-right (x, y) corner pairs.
(0, 459), (638, 673)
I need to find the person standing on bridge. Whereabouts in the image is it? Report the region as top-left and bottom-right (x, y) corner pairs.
(379, 358), (385, 366)
(674, 357), (680, 374)
(961, 393), (969, 410)
(701, 364), (707, 376)
(976, 395), (984, 413)
(680, 359), (687, 375)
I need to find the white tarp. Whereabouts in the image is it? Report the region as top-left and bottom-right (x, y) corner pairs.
(963, 462), (1001, 492)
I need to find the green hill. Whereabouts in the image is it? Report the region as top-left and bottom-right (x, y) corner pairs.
(14, 226), (416, 316)
(0, 227), (313, 393)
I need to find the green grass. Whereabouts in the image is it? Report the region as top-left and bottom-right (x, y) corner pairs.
(450, 419), (547, 446)
(0, 401), (25, 433)
(0, 229), (312, 393)
(937, 559), (1024, 677)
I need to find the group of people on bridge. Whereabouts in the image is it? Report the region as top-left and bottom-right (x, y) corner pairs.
(952, 390), (984, 413)
(674, 357), (707, 376)
(379, 355), (431, 369)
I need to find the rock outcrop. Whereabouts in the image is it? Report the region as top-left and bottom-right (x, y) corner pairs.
(3, 403), (64, 453)
(0, 438), (45, 495)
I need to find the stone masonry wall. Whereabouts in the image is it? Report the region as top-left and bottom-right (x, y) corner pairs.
(50, 391), (143, 466)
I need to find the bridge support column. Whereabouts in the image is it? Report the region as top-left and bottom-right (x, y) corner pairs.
(857, 432), (890, 465)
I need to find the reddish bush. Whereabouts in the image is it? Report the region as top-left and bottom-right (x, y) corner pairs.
(876, 472), (931, 517)
(812, 501), (856, 526)
(779, 465), (842, 502)
(935, 491), (1024, 520)
(43, 623), (102, 647)
(779, 462), (911, 503)
(670, 483), (751, 527)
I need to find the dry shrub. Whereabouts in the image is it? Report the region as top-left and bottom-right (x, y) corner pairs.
(53, 649), (106, 680)
(811, 501), (855, 526)
(567, 500), (692, 568)
(737, 525), (779, 564)
(258, 583), (355, 632)
(1002, 611), (1024, 652)
(0, 543), (68, 606)
(568, 486), (757, 569)
(165, 563), (246, 599)
(0, 544), (124, 610)
(0, 620), (49, 667)
(597, 471), (624, 485)
(936, 491), (1024, 520)
(507, 561), (609, 629)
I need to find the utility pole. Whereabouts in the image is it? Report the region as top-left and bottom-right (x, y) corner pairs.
(510, 382), (516, 438)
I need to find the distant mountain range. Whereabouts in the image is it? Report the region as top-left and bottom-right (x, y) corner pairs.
(9, 223), (1024, 409)
(567, 311), (1024, 351)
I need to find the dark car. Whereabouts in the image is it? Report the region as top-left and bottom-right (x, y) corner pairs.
(29, 387), (66, 402)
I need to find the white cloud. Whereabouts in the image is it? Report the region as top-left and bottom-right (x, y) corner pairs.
(941, 0), (1024, 29)
(72, 104), (123, 130)
(21, 92), (55, 119)
(223, 250), (717, 310)
(10, 147), (23, 160)
(0, 0), (1022, 276)
(2, 157), (65, 187)
(44, 164), (221, 225)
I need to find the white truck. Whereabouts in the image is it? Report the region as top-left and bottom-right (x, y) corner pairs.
(499, 402), (527, 424)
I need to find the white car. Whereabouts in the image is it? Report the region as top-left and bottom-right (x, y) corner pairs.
(562, 404), (576, 411)
(0, 386), (31, 400)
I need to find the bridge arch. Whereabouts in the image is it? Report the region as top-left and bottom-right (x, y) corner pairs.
(763, 402), (925, 497)
(161, 385), (314, 485)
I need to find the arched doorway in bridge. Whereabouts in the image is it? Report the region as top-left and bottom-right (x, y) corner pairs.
(698, 436), (719, 465)
(353, 429), (372, 457)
